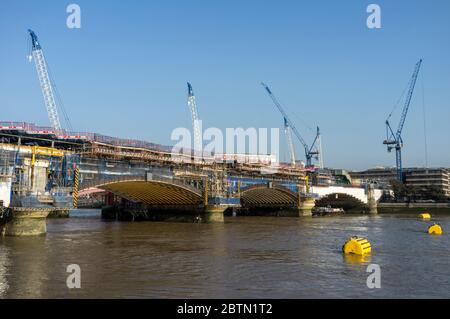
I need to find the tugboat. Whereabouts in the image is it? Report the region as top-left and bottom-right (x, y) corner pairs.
(313, 205), (344, 216)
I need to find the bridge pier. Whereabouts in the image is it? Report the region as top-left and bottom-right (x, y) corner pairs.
(367, 199), (378, 214)
(1, 207), (51, 236)
(298, 197), (315, 217)
(203, 205), (226, 223)
(48, 208), (70, 218)
(367, 184), (378, 214)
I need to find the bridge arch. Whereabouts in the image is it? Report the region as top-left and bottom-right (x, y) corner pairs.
(314, 193), (366, 212)
(88, 180), (203, 206)
(240, 184), (297, 208)
(311, 185), (383, 204)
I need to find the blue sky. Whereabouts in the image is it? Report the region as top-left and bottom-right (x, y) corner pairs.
(0, 0), (449, 170)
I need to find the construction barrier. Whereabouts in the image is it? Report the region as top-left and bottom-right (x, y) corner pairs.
(73, 167), (79, 208)
(342, 236), (372, 255)
(428, 224), (443, 235)
(419, 213), (431, 219)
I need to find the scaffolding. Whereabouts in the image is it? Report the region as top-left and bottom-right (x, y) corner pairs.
(0, 150), (14, 178)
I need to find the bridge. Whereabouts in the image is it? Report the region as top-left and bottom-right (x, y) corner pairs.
(72, 159), (381, 221)
(0, 29), (383, 237)
(76, 176), (381, 221)
(0, 125), (381, 236)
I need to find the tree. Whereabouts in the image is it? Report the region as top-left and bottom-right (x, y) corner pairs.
(389, 180), (448, 202)
(389, 180), (407, 201)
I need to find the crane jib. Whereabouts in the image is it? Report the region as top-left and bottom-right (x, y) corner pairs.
(384, 59), (423, 181)
(395, 59), (422, 140)
(28, 29), (62, 132)
(261, 82), (321, 167)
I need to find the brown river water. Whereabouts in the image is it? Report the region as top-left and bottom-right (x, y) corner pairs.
(0, 209), (449, 298)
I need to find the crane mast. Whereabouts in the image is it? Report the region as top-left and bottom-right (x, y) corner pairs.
(317, 130), (324, 169)
(310, 126), (321, 167)
(383, 59), (422, 181)
(261, 82), (320, 167)
(28, 29), (62, 133)
(284, 118), (296, 166)
(187, 82), (202, 155)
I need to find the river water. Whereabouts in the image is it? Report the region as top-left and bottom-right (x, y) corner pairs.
(0, 209), (449, 298)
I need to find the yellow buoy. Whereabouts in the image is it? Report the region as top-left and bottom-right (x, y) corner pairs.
(344, 253), (371, 264)
(419, 213), (431, 219)
(428, 224), (443, 235)
(342, 236), (372, 255)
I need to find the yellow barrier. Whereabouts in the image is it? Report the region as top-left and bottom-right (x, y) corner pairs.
(428, 224), (442, 235)
(73, 167), (79, 208)
(344, 253), (371, 264)
(343, 237), (372, 255)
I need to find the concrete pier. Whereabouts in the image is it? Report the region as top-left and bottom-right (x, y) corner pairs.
(47, 208), (70, 218)
(368, 200), (378, 214)
(203, 205), (226, 223)
(1, 207), (51, 236)
(298, 197), (315, 217)
(367, 184), (378, 214)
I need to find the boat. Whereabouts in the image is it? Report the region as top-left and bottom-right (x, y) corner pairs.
(313, 206), (344, 216)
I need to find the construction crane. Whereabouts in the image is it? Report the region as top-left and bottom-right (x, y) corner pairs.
(284, 118), (296, 166)
(317, 131), (324, 169)
(28, 29), (62, 133)
(187, 82), (202, 155)
(261, 82), (321, 168)
(383, 59), (422, 181)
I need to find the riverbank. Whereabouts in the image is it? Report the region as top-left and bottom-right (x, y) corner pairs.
(378, 202), (450, 214)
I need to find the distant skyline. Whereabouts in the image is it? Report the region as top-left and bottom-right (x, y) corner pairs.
(1, 0), (449, 170)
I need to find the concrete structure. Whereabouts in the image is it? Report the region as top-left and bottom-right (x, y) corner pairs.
(311, 185), (383, 204)
(350, 167), (450, 197)
(349, 167), (396, 186)
(1, 207), (51, 236)
(311, 184), (381, 214)
(0, 150), (13, 207)
(0, 179), (12, 208)
(404, 168), (450, 197)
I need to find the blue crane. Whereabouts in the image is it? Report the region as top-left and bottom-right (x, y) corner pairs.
(261, 83), (321, 168)
(383, 59), (422, 181)
(28, 29), (62, 132)
(186, 82), (202, 154)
